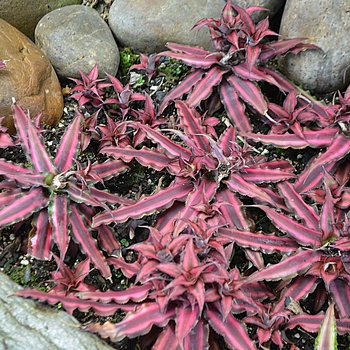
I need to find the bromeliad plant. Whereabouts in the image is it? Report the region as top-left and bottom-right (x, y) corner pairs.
(0, 104), (133, 278)
(18, 218), (274, 349)
(92, 100), (296, 237)
(157, 1), (319, 131)
(8, 1), (350, 349)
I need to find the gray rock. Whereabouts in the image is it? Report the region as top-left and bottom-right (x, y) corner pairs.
(278, 0), (350, 94)
(0, 0), (81, 41)
(108, 0), (226, 54)
(0, 272), (113, 350)
(231, 0), (285, 22)
(35, 5), (120, 80)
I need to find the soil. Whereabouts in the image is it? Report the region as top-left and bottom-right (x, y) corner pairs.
(1, 1), (349, 349)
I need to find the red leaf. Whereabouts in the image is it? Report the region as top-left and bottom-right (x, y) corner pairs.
(219, 227), (299, 254)
(49, 194), (69, 260)
(29, 210), (53, 260)
(219, 79), (252, 132)
(78, 283), (152, 304)
(70, 204), (111, 278)
(54, 113), (81, 172)
(0, 187), (48, 226)
(245, 249), (321, 283)
(205, 307), (256, 350)
(187, 66), (226, 107)
(176, 305), (199, 346)
(93, 179), (193, 226)
(257, 205), (322, 247)
(227, 75), (268, 115)
(158, 69), (205, 113)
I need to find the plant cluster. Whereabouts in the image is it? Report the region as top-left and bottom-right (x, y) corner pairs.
(1, 2), (350, 349)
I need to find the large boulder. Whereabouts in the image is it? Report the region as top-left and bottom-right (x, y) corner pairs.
(278, 0), (350, 94)
(35, 5), (120, 80)
(0, 272), (114, 350)
(0, 0), (82, 41)
(108, 0), (226, 54)
(0, 19), (63, 134)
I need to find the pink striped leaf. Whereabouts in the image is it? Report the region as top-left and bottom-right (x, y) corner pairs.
(136, 123), (193, 160)
(49, 193), (69, 260)
(277, 181), (319, 231)
(88, 186), (135, 206)
(286, 313), (323, 333)
(54, 113), (81, 172)
(152, 324), (179, 350)
(256, 205), (322, 247)
(93, 179), (193, 227)
(0, 188), (27, 208)
(273, 275), (319, 312)
(330, 278), (350, 318)
(259, 38), (315, 61)
(241, 128), (338, 149)
(240, 166), (296, 183)
(101, 302), (176, 342)
(244, 249), (322, 284)
(160, 50), (221, 69)
(16, 289), (132, 315)
(219, 227), (299, 254)
(337, 318), (350, 335)
(158, 69), (205, 114)
(219, 79), (251, 132)
(90, 159), (129, 180)
(107, 257), (140, 279)
(102, 145), (174, 171)
(205, 307), (256, 350)
(77, 283), (152, 303)
(187, 66), (226, 107)
(69, 204), (111, 278)
(224, 173), (278, 207)
(183, 317), (209, 350)
(28, 210), (53, 260)
(314, 303), (337, 350)
(176, 305), (199, 346)
(297, 134), (350, 193)
(227, 75), (268, 115)
(25, 109), (56, 174)
(0, 187), (48, 226)
(175, 100), (211, 153)
(294, 159), (335, 194)
(232, 62), (279, 86)
(97, 224), (121, 255)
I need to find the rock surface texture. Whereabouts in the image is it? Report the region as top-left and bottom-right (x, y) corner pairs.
(0, 0), (81, 41)
(108, 0), (226, 54)
(0, 272), (114, 350)
(278, 0), (350, 94)
(0, 18), (63, 134)
(35, 5), (120, 80)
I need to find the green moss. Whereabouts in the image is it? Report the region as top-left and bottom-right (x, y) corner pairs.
(158, 58), (189, 83)
(119, 48), (140, 77)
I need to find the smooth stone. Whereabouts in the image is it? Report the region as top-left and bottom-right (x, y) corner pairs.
(0, 272), (114, 350)
(0, 0), (82, 41)
(108, 0), (226, 54)
(278, 0), (350, 94)
(0, 19), (63, 134)
(35, 5), (120, 80)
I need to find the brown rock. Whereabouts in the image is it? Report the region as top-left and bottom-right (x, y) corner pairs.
(0, 18), (63, 134)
